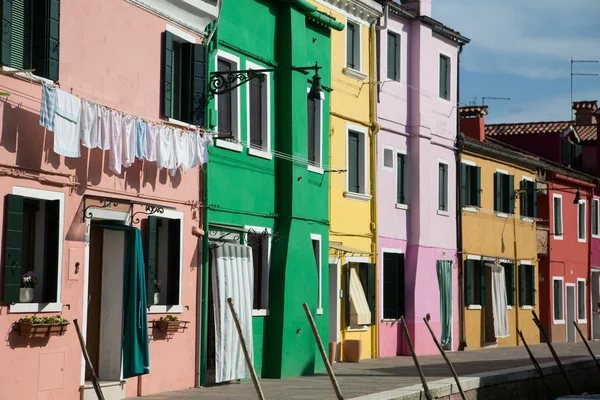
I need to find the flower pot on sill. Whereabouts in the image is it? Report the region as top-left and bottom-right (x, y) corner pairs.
(19, 288), (34, 303)
(158, 320), (181, 333)
(154, 292), (160, 305)
(19, 322), (69, 338)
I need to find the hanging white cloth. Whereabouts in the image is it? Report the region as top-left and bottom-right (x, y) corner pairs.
(197, 133), (212, 166)
(157, 125), (175, 170)
(122, 114), (136, 168)
(145, 123), (157, 162)
(211, 243), (254, 384)
(53, 89), (81, 158)
(489, 263), (509, 338)
(97, 106), (112, 150)
(109, 111), (123, 174)
(79, 100), (98, 149)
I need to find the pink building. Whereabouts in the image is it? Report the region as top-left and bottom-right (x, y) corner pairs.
(0, 0), (217, 399)
(376, 0), (469, 356)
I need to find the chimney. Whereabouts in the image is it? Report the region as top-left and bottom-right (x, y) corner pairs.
(573, 100), (597, 125)
(459, 106), (488, 142)
(400, 0), (431, 17)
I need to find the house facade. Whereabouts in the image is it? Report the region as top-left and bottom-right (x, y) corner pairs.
(376, 0), (469, 357)
(0, 0), (218, 399)
(201, 0), (341, 381)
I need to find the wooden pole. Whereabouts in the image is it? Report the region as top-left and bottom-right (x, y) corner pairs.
(302, 303), (344, 400)
(531, 310), (575, 394)
(400, 316), (432, 400)
(227, 298), (265, 400)
(422, 318), (466, 400)
(518, 329), (554, 400)
(73, 319), (105, 400)
(573, 321), (600, 370)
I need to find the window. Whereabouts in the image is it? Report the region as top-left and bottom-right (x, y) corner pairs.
(578, 279), (586, 322)
(578, 201), (586, 242)
(519, 264), (535, 307)
(346, 21), (360, 71)
(347, 128), (366, 196)
(494, 172), (515, 214)
(246, 61), (271, 157)
(503, 263), (515, 306)
(438, 162), (449, 212)
(439, 54), (450, 100)
(2, 193), (60, 306)
(246, 227), (270, 312)
(465, 259), (484, 306)
(146, 214), (182, 309)
(383, 147), (393, 170)
(0, 0), (60, 81)
(163, 30), (207, 126)
(461, 163), (480, 208)
(553, 278), (564, 322)
(386, 31), (400, 81)
(307, 89), (323, 170)
(562, 139), (583, 168)
(593, 198), (599, 237)
(215, 51), (240, 142)
(345, 262), (375, 326)
(382, 252), (405, 320)
(553, 195), (563, 238)
(520, 179), (537, 219)
(397, 152), (409, 205)
(311, 234), (322, 313)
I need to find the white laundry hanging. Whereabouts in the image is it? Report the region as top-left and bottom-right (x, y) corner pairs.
(122, 114), (136, 168)
(109, 111), (124, 174)
(79, 99), (98, 149)
(53, 89), (81, 158)
(489, 263), (509, 338)
(145, 122), (157, 162)
(97, 106), (112, 151)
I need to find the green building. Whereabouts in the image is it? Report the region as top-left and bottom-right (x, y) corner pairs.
(200, 0), (343, 383)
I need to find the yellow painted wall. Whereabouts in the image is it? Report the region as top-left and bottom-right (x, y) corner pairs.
(462, 150), (540, 349)
(309, 0), (376, 360)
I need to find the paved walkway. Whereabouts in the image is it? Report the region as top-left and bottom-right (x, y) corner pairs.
(136, 342), (600, 399)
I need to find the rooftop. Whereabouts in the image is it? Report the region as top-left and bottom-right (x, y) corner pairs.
(485, 121), (598, 143)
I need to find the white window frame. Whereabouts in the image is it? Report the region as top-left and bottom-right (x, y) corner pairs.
(148, 209), (185, 314)
(437, 159), (450, 216)
(307, 88), (324, 174)
(386, 29), (401, 82)
(382, 145), (394, 172)
(380, 248), (404, 321)
(438, 51), (452, 103)
(553, 194), (564, 240)
(214, 49), (242, 153)
(9, 186), (65, 313)
(593, 197), (600, 238)
(345, 19), (362, 73)
(245, 225), (271, 316)
(245, 60), (272, 160)
(553, 276), (565, 324)
(311, 233), (323, 315)
(396, 148), (408, 208)
(577, 278), (587, 323)
(466, 255), (482, 310)
(344, 123), (371, 201)
(578, 199), (587, 243)
(521, 176), (535, 222)
(461, 159), (478, 213)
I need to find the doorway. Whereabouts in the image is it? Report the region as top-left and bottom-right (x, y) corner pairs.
(484, 266), (496, 345)
(593, 271), (600, 340)
(328, 259), (340, 361)
(566, 285), (576, 343)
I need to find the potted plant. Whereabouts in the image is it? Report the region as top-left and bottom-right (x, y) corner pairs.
(20, 271), (38, 303)
(18, 315), (69, 338)
(153, 279), (162, 305)
(158, 315), (180, 333)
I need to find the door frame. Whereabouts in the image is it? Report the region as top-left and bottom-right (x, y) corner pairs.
(80, 209), (130, 385)
(329, 257), (341, 359)
(566, 283), (577, 343)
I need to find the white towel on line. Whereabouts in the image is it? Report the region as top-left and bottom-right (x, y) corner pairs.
(53, 89), (81, 158)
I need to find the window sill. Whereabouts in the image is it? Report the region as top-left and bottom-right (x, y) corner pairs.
(593, 234), (600, 239)
(1, 66), (54, 86)
(507, 305), (513, 310)
(578, 319), (587, 324)
(248, 148), (272, 160)
(308, 165), (324, 175)
(9, 302), (63, 314)
(252, 309), (269, 317)
(167, 118), (195, 129)
(463, 206), (478, 213)
(342, 67), (368, 82)
(467, 305), (482, 310)
(215, 140), (243, 152)
(521, 305), (533, 310)
(438, 96), (452, 105)
(437, 210), (450, 217)
(521, 217), (535, 223)
(148, 305), (184, 314)
(578, 238), (587, 243)
(554, 235), (564, 241)
(381, 318), (401, 323)
(395, 203), (408, 210)
(316, 308), (323, 315)
(344, 191), (372, 202)
(554, 319), (565, 325)
(346, 325), (369, 332)
(496, 212), (509, 219)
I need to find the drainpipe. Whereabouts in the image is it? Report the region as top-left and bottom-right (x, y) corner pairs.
(198, 165), (209, 387)
(455, 43), (466, 351)
(375, 1), (389, 31)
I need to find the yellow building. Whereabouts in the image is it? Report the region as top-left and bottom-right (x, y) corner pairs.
(460, 107), (541, 349)
(308, 0), (382, 360)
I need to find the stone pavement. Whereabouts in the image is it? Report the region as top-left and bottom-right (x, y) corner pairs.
(136, 342), (600, 399)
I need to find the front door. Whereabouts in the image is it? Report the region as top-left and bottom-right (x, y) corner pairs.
(567, 285), (576, 343)
(593, 271), (600, 340)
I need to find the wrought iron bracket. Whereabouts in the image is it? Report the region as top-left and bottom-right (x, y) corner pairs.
(208, 227), (280, 250)
(131, 205), (165, 224)
(83, 199), (119, 222)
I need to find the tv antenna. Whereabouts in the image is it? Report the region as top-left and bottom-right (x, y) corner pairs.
(571, 57), (599, 120)
(481, 97), (511, 106)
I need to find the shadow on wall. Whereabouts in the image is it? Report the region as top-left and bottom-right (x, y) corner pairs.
(5, 322), (51, 349)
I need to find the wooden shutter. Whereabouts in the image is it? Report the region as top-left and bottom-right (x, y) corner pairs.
(167, 218), (181, 305)
(465, 260), (472, 306)
(249, 77), (263, 147)
(191, 43), (207, 126)
(479, 262), (486, 305)
(593, 200), (598, 236)
(308, 97), (316, 163)
(383, 253), (398, 319)
(529, 266), (535, 306)
(1, 0), (11, 66)
(505, 264), (514, 306)
(460, 164), (467, 207)
(474, 166), (481, 207)
(3, 194), (24, 303)
(217, 58), (232, 133)
(397, 255), (405, 318)
(162, 31), (173, 118)
(180, 43), (192, 124)
(46, 0), (59, 81)
(438, 164), (445, 210)
(346, 23), (354, 69)
(397, 154), (406, 204)
(348, 131), (359, 193)
(11, 0), (30, 70)
(387, 32), (397, 80)
(360, 262), (376, 326)
(574, 143), (583, 168)
(508, 175), (515, 214)
(562, 139), (572, 166)
(439, 55), (448, 99)
(519, 264), (525, 306)
(146, 216), (158, 306)
(494, 173), (501, 212)
(42, 200), (60, 303)
(519, 180), (525, 216)
(532, 181), (537, 219)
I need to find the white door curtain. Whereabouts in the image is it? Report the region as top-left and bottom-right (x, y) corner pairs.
(211, 243), (254, 383)
(488, 263), (509, 338)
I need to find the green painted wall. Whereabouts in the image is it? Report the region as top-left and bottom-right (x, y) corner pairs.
(205, 0), (333, 381)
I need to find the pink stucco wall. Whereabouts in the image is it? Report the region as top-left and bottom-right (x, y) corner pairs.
(0, 0), (202, 398)
(376, 9), (459, 357)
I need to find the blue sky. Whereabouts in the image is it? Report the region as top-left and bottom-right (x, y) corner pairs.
(433, 0), (600, 124)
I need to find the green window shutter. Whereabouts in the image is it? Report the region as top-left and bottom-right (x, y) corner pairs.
(494, 173), (501, 212)
(593, 200), (598, 236)
(508, 175), (515, 214)
(10, 0), (30, 70)
(47, 0), (59, 81)
(519, 180), (525, 216)
(519, 264), (525, 307)
(1, 0), (11, 66)
(162, 31), (173, 118)
(532, 182), (537, 219)
(465, 260), (472, 306)
(42, 200), (60, 303)
(3, 194), (24, 303)
(167, 218), (181, 305)
(460, 164), (467, 207)
(529, 266), (535, 306)
(31, 0), (60, 81)
(479, 262), (486, 305)
(348, 131), (359, 193)
(387, 32), (396, 80)
(474, 166), (481, 207)
(346, 23), (354, 69)
(562, 139), (572, 166)
(180, 43), (192, 124)
(146, 216), (158, 306)
(397, 255), (405, 318)
(191, 43), (208, 126)
(383, 253), (398, 319)
(507, 264), (515, 306)
(574, 143), (583, 167)
(363, 262), (376, 325)
(439, 55), (448, 99)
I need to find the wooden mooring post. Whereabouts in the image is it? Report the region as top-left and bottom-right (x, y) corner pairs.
(573, 321), (600, 370)
(518, 329), (554, 400)
(400, 316), (432, 400)
(74, 319), (105, 400)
